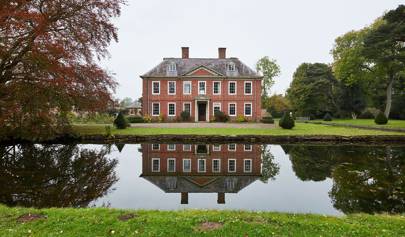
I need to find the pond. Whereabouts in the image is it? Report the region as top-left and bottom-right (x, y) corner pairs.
(1, 143), (404, 216)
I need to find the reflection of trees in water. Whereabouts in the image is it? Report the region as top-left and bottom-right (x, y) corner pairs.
(260, 145), (280, 183)
(282, 145), (405, 214)
(0, 144), (118, 208)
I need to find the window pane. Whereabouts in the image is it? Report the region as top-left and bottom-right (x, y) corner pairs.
(214, 82), (220, 94)
(229, 104), (236, 115)
(168, 103), (175, 116)
(152, 159), (160, 172)
(229, 82), (236, 94)
(245, 104), (252, 115)
(213, 160), (220, 172)
(153, 82), (160, 94)
(184, 82), (191, 94)
(152, 144), (160, 150)
(229, 144), (236, 151)
(244, 160), (252, 172)
(169, 82), (175, 94)
(184, 104), (191, 113)
(198, 159), (206, 172)
(183, 159), (191, 172)
(229, 160), (236, 172)
(199, 82), (206, 94)
(168, 159), (175, 172)
(153, 103), (160, 115)
(245, 82), (252, 94)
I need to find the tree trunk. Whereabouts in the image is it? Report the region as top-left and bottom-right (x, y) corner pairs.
(384, 77), (394, 118)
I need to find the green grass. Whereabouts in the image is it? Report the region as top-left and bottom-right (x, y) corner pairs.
(73, 123), (404, 137)
(316, 119), (405, 129)
(0, 206), (404, 237)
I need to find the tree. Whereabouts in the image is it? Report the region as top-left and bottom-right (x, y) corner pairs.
(362, 5), (405, 117)
(260, 145), (280, 183)
(119, 97), (133, 108)
(114, 112), (128, 129)
(264, 94), (291, 118)
(256, 57), (281, 98)
(286, 63), (339, 118)
(0, 0), (124, 140)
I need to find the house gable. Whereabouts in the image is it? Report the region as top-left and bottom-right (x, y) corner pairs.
(183, 66), (223, 77)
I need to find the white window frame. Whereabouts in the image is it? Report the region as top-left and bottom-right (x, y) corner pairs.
(152, 144), (160, 150)
(244, 81), (253, 95)
(228, 144), (236, 151)
(183, 102), (191, 114)
(198, 159), (206, 173)
(244, 144), (252, 151)
(213, 144), (221, 151)
(168, 102), (176, 117)
(244, 102), (252, 117)
(167, 158), (176, 172)
(167, 144), (176, 151)
(227, 62), (236, 72)
(228, 81), (237, 95)
(168, 81), (176, 95)
(152, 81), (160, 95)
(183, 81), (192, 95)
(198, 81), (206, 95)
(244, 159), (252, 173)
(183, 159), (191, 172)
(228, 103), (237, 116)
(183, 144), (192, 151)
(213, 102), (222, 116)
(152, 102), (160, 116)
(213, 81), (221, 95)
(152, 158), (160, 172)
(228, 159), (236, 173)
(168, 62), (176, 72)
(212, 159), (221, 173)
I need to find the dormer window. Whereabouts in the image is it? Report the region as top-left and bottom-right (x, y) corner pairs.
(166, 62), (177, 76)
(227, 62), (236, 72)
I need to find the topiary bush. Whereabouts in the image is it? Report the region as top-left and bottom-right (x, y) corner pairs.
(279, 112), (295, 129)
(323, 113), (332, 121)
(214, 111), (229, 122)
(374, 111), (388, 125)
(261, 116), (274, 124)
(180, 111), (191, 122)
(114, 112), (129, 129)
(127, 116), (144, 123)
(236, 115), (248, 122)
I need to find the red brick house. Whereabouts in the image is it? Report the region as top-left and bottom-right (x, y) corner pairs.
(140, 143), (262, 204)
(141, 47), (263, 122)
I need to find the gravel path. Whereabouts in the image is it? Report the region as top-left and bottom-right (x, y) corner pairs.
(130, 122), (275, 129)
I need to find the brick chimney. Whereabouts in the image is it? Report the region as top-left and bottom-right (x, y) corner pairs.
(181, 47), (189, 59)
(218, 47), (226, 59)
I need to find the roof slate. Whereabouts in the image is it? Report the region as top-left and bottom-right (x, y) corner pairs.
(142, 58), (260, 77)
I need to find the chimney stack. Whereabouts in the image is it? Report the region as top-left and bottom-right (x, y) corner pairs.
(218, 47), (226, 59)
(181, 47), (189, 59)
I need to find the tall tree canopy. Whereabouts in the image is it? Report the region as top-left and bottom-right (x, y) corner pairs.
(256, 56), (281, 98)
(0, 0), (124, 140)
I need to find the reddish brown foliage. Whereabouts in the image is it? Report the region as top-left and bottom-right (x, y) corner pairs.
(0, 0), (124, 140)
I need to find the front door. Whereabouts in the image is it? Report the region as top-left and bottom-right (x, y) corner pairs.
(198, 102), (207, 121)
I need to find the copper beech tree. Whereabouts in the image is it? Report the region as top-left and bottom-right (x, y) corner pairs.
(0, 0), (124, 140)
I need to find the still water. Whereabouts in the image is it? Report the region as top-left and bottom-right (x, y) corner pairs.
(1, 143), (404, 216)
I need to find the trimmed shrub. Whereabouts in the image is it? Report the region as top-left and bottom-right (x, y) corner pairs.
(236, 115), (248, 123)
(143, 115), (152, 123)
(279, 112), (295, 129)
(114, 112), (128, 129)
(214, 111), (229, 122)
(180, 111), (191, 122)
(374, 111), (388, 125)
(127, 116), (144, 123)
(323, 113), (332, 121)
(261, 116), (274, 124)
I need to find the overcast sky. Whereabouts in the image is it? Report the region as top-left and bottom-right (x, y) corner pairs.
(101, 0), (403, 100)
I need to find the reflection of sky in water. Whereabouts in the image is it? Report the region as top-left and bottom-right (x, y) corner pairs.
(93, 144), (341, 216)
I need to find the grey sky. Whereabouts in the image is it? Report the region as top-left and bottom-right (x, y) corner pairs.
(102, 0), (403, 100)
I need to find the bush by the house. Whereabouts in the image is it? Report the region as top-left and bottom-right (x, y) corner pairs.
(158, 114), (165, 123)
(261, 116), (274, 124)
(374, 111), (388, 125)
(113, 112), (129, 129)
(180, 111), (191, 122)
(143, 115), (152, 123)
(323, 113), (332, 121)
(279, 112), (295, 129)
(214, 111), (229, 122)
(236, 115), (248, 122)
(126, 116), (144, 123)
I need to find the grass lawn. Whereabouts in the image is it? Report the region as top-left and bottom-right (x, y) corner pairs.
(1, 206), (404, 237)
(316, 119), (405, 129)
(72, 123), (404, 137)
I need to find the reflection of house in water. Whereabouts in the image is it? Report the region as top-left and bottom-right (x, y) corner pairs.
(140, 144), (262, 204)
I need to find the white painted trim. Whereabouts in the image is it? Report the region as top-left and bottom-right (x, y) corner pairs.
(244, 102), (253, 116)
(167, 158), (176, 172)
(152, 81), (160, 95)
(228, 144), (236, 151)
(212, 159), (221, 173)
(152, 102), (160, 116)
(213, 144), (221, 151)
(167, 102), (176, 116)
(228, 102), (237, 116)
(213, 81), (221, 95)
(243, 159), (252, 173)
(183, 81), (192, 95)
(198, 159), (206, 173)
(168, 81), (176, 95)
(213, 102), (222, 116)
(228, 81), (237, 95)
(167, 144), (176, 151)
(244, 144), (252, 151)
(228, 159), (236, 173)
(183, 159), (191, 172)
(244, 81), (253, 95)
(183, 144), (192, 151)
(152, 158), (160, 172)
(198, 81), (206, 95)
(152, 144), (160, 151)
